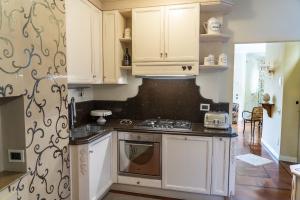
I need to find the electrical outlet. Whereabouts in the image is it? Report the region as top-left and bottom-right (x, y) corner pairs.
(8, 149), (25, 163)
(200, 104), (210, 111)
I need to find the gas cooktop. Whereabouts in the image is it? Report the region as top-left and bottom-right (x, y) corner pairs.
(135, 119), (192, 131)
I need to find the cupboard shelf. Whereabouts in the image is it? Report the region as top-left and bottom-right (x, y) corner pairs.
(200, 34), (230, 42)
(120, 66), (132, 70)
(199, 65), (228, 71)
(119, 38), (132, 43)
(200, 1), (233, 14)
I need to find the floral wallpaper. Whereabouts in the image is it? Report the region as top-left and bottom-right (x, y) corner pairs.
(0, 0), (70, 199)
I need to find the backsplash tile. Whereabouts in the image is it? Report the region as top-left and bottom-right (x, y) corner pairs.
(75, 78), (229, 125)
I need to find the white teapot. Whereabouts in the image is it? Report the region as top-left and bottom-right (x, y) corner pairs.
(203, 17), (222, 35)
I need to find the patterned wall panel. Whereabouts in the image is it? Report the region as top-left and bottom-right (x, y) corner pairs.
(0, 0), (70, 199)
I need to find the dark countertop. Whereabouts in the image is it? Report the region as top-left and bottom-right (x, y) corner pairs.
(69, 120), (237, 145)
(107, 120), (237, 137)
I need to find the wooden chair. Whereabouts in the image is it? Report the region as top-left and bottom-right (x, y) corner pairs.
(232, 103), (239, 124)
(242, 107), (263, 140)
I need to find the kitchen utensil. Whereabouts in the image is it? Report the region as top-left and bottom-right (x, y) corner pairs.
(203, 17), (222, 35)
(124, 27), (131, 39)
(204, 112), (230, 129)
(90, 110), (112, 125)
(204, 54), (215, 65)
(218, 53), (228, 65)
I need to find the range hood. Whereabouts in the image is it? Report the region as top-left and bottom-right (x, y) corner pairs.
(132, 62), (199, 76)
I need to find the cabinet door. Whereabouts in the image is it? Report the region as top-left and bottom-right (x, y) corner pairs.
(89, 133), (113, 200)
(164, 4), (199, 62)
(162, 135), (212, 194)
(103, 11), (117, 83)
(132, 7), (164, 62)
(90, 7), (103, 84)
(211, 137), (230, 196)
(66, 0), (94, 84)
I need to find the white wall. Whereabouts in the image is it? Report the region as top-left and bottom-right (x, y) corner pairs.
(93, 76), (142, 101)
(68, 87), (94, 103)
(0, 106), (3, 172)
(280, 43), (300, 162)
(228, 0), (300, 43)
(261, 43), (285, 159)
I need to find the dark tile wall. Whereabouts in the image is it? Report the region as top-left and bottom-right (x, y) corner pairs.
(73, 78), (229, 126)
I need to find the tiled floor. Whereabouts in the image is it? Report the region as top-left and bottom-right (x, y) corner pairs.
(104, 123), (293, 200)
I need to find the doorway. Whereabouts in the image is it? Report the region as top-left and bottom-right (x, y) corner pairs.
(232, 43), (266, 144)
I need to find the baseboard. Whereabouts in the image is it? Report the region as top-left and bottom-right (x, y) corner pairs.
(279, 155), (297, 163)
(261, 138), (280, 160)
(261, 139), (298, 163)
(111, 183), (224, 200)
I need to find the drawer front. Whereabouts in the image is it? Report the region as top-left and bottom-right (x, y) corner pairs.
(118, 175), (162, 188)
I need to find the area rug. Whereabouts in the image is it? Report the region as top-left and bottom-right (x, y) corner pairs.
(236, 153), (273, 166)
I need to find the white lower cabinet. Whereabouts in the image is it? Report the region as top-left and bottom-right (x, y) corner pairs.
(89, 134), (113, 200)
(162, 135), (212, 194)
(70, 133), (115, 200)
(211, 137), (230, 196)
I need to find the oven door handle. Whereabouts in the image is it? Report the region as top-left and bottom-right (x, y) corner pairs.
(125, 142), (154, 147)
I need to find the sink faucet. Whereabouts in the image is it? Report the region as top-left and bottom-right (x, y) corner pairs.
(70, 97), (77, 129)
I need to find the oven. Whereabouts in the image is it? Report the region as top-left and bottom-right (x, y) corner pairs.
(118, 132), (161, 179)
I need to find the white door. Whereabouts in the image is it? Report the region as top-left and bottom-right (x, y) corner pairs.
(103, 11), (117, 83)
(211, 137), (230, 196)
(162, 135), (212, 194)
(132, 7), (164, 62)
(66, 0), (93, 84)
(164, 4), (199, 62)
(90, 7), (103, 84)
(89, 134), (113, 200)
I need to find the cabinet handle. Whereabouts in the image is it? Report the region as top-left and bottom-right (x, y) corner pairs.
(93, 75), (96, 78)
(160, 53), (163, 57)
(182, 66), (187, 71)
(188, 65), (192, 70)
(185, 137), (188, 140)
(165, 52), (168, 57)
(89, 150), (94, 154)
(136, 181), (140, 185)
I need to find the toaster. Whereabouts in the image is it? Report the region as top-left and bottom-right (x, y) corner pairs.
(204, 112), (230, 129)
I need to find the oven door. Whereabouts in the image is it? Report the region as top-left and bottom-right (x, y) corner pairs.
(119, 140), (161, 179)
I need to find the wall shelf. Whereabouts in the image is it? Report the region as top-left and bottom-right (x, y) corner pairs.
(119, 38), (132, 43)
(200, 34), (230, 42)
(199, 65), (228, 71)
(200, 1), (233, 14)
(262, 103), (274, 117)
(120, 66), (132, 70)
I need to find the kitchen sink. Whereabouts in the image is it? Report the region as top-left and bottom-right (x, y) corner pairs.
(70, 124), (107, 139)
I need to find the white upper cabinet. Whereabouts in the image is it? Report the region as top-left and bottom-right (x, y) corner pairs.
(103, 11), (127, 84)
(66, 0), (103, 84)
(91, 6), (103, 84)
(132, 4), (199, 63)
(164, 4), (199, 62)
(162, 135), (212, 194)
(132, 7), (164, 62)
